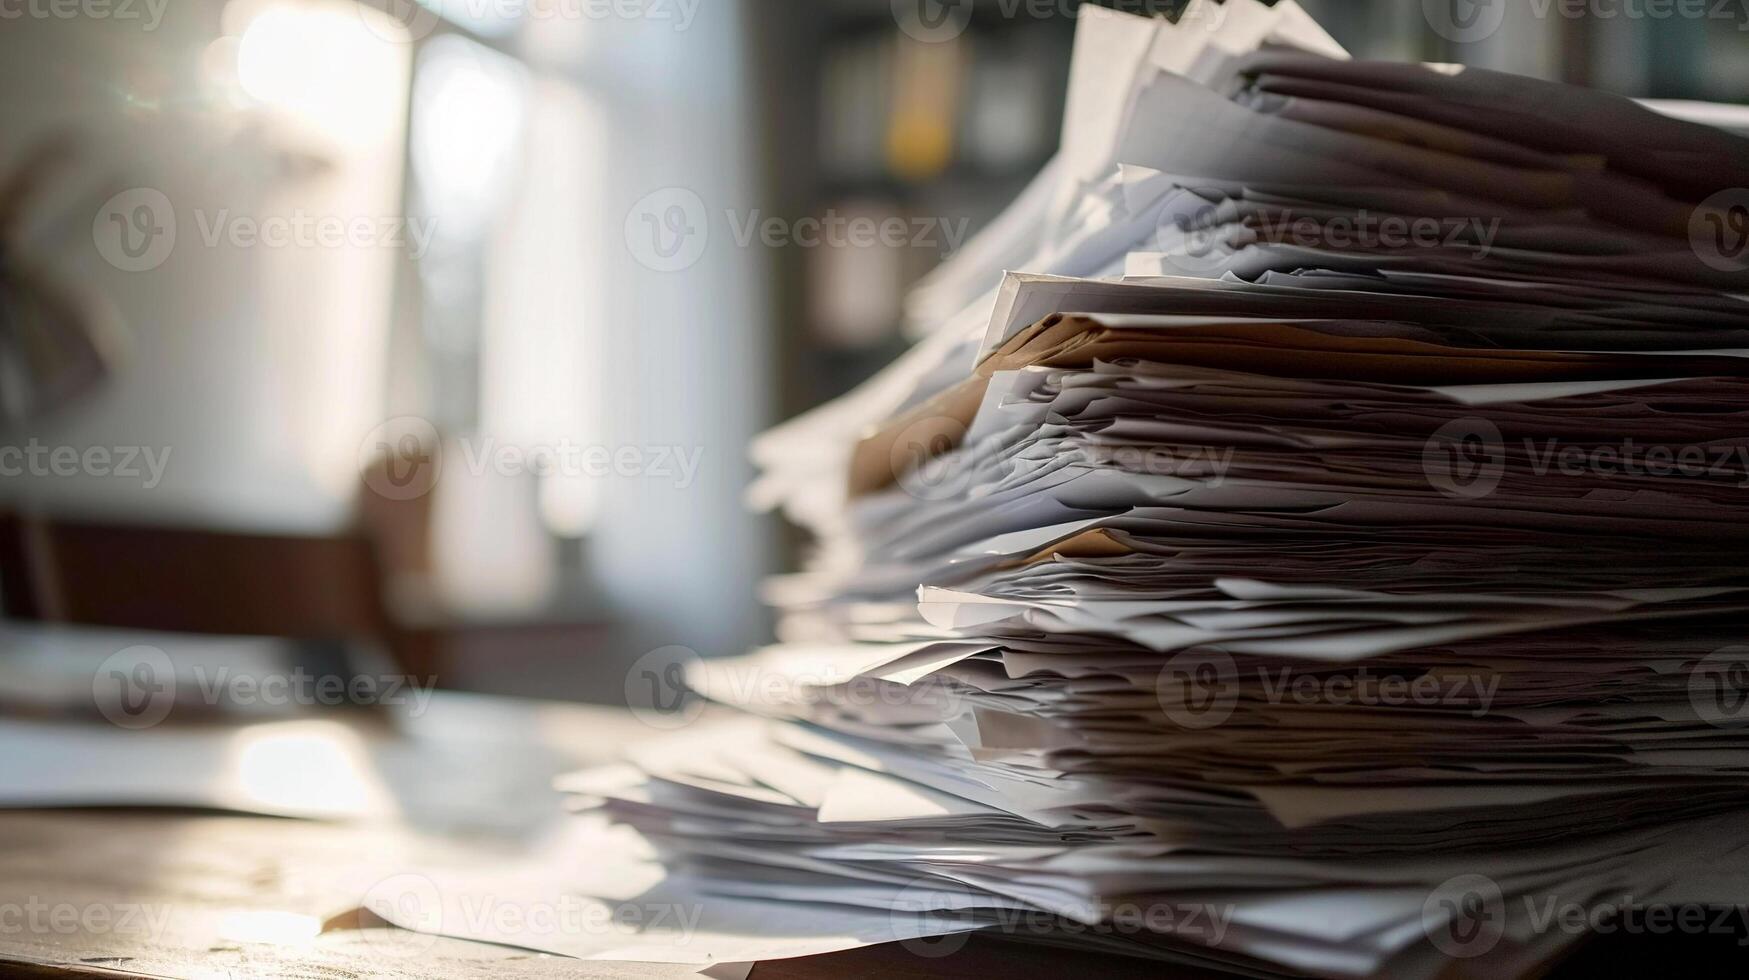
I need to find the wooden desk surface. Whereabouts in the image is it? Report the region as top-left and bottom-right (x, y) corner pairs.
(0, 612), (1193, 980)
(1, 688), (1743, 978)
(0, 690), (687, 979)
(0, 683), (1194, 980)
(0, 805), (1195, 979)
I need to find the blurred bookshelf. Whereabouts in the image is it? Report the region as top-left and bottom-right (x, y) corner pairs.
(750, 0), (1748, 424)
(752, 0), (1081, 419)
(1298, 0), (1749, 97)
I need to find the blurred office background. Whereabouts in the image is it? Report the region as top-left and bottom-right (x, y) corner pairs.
(1, 0), (1745, 704)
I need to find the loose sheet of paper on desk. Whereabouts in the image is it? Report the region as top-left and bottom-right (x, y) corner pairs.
(377, 2), (1749, 976)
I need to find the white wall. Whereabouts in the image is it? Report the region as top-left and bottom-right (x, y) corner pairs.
(1, 1), (777, 661)
(0, 0), (408, 533)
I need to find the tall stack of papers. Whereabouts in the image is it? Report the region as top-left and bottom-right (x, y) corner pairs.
(541, 3), (1749, 976)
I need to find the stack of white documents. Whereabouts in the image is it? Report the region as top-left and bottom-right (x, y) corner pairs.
(543, 3), (1749, 976)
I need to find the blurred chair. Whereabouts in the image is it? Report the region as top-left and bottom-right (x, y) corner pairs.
(0, 511), (434, 676)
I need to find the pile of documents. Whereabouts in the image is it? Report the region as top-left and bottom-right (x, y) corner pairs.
(547, 3), (1749, 976)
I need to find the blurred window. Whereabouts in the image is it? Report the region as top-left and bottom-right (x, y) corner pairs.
(400, 12), (605, 540)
